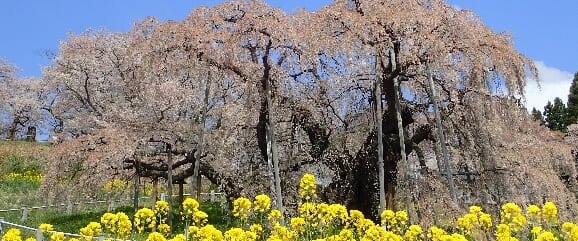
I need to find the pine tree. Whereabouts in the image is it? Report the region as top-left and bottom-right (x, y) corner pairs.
(566, 72), (578, 124)
(543, 97), (569, 132)
(531, 107), (545, 125)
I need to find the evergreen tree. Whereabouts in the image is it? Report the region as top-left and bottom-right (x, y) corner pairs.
(531, 107), (545, 125)
(567, 72), (578, 124)
(543, 97), (569, 132)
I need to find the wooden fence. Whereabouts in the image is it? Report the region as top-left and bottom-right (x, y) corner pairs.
(0, 192), (224, 222)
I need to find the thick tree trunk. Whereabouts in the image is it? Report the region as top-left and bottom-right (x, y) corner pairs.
(152, 178), (158, 207)
(26, 126), (36, 142)
(7, 122), (17, 141)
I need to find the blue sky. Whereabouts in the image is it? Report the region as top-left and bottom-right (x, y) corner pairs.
(0, 0), (575, 111)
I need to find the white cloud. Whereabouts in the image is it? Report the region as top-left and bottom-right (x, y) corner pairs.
(524, 60), (573, 112)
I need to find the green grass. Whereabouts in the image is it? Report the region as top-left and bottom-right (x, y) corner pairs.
(1, 201), (228, 237)
(0, 141), (49, 210)
(0, 141), (229, 239)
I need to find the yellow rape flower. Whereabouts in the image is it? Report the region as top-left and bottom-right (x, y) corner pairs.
(193, 210), (209, 226)
(404, 225), (424, 241)
(250, 224), (263, 237)
(328, 204), (349, 225)
(268, 209), (283, 225)
(157, 223), (170, 235)
(232, 197), (252, 221)
(479, 212), (493, 230)
(536, 231), (558, 241)
(563, 222), (577, 233)
(361, 225), (388, 241)
(169, 234), (186, 241)
(299, 173), (317, 201)
(2, 228), (22, 241)
(527, 204), (541, 224)
(427, 227), (446, 241)
(395, 210), (409, 226)
(299, 202), (317, 223)
(542, 202), (558, 224)
(198, 225), (224, 241)
(562, 222), (578, 241)
(50, 232), (64, 241)
(501, 203), (522, 223)
(510, 215), (526, 232)
(39, 223), (53, 233)
(134, 208), (156, 233)
(290, 217), (307, 234)
(469, 206), (483, 215)
(381, 210), (396, 229)
(154, 201), (169, 223)
(254, 194), (272, 214)
(495, 224), (512, 241)
(182, 198), (200, 219)
(79, 222), (102, 237)
(531, 226), (544, 237)
(270, 224), (297, 241)
(145, 232), (166, 241)
(224, 228), (245, 241)
(116, 212), (132, 239)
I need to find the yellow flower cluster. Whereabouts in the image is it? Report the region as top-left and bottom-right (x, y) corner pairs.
(189, 225), (223, 241)
(527, 204), (542, 224)
(193, 210), (209, 227)
(562, 222), (578, 241)
(79, 222), (102, 238)
(268, 209), (283, 224)
(455, 205), (492, 236)
(154, 200), (169, 224)
(299, 173), (317, 201)
(2, 228), (22, 241)
(39, 223), (54, 232)
(380, 209), (408, 231)
(404, 224), (424, 241)
(101, 179), (129, 194)
(100, 212), (132, 238)
(157, 223), (171, 235)
(543, 201), (558, 224)
(134, 208), (156, 233)
(500, 202), (526, 232)
(254, 194), (272, 214)
(145, 232), (166, 241)
(9, 173), (577, 241)
(49, 232), (64, 241)
(2, 171), (42, 184)
(182, 197), (200, 224)
(232, 197), (252, 221)
(224, 227), (258, 241)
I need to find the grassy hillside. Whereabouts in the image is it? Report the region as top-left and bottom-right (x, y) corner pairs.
(0, 141), (228, 236)
(0, 141), (50, 209)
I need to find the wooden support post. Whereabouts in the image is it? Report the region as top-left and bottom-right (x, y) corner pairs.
(36, 228), (43, 241)
(21, 206), (29, 222)
(375, 49), (386, 215)
(134, 161), (140, 212)
(426, 63), (458, 203)
(210, 190), (216, 203)
(390, 46), (411, 216)
(167, 143), (173, 233)
(66, 199), (72, 215)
